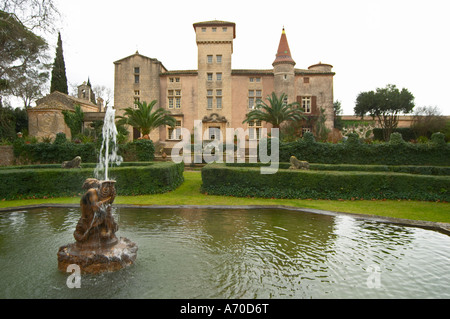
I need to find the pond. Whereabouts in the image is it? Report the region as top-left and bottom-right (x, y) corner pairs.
(0, 206), (449, 299)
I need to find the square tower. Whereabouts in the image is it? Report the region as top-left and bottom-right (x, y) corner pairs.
(193, 20), (235, 141)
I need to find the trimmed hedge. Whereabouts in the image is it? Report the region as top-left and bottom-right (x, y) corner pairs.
(202, 163), (450, 201)
(226, 162), (450, 176)
(373, 128), (417, 142)
(276, 132), (450, 166)
(0, 162), (184, 200)
(0, 162), (155, 171)
(12, 138), (155, 164)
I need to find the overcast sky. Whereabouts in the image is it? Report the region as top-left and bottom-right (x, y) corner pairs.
(51, 0), (450, 115)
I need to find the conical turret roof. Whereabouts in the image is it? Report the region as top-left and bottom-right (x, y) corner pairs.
(272, 28), (296, 66)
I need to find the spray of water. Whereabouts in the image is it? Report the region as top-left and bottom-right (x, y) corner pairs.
(95, 106), (123, 181)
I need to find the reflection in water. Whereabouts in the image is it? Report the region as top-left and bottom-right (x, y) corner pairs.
(0, 207), (449, 298)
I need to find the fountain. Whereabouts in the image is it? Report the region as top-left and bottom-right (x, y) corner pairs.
(57, 106), (137, 274)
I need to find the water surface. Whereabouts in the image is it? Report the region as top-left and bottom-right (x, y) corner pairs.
(0, 207), (449, 298)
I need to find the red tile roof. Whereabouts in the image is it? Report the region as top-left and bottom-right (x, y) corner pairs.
(272, 28), (296, 66)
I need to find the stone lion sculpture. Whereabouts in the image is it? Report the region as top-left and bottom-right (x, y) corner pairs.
(289, 156), (310, 170)
(62, 156), (82, 169)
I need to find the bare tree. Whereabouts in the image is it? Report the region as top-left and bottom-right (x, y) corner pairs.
(1, 0), (60, 33)
(411, 106), (447, 138)
(92, 85), (113, 106)
(8, 66), (49, 108)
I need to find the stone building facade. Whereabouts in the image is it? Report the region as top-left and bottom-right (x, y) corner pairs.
(113, 20), (335, 147)
(27, 82), (103, 141)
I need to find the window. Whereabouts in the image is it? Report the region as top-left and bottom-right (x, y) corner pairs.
(168, 120), (182, 140)
(207, 73), (213, 81)
(168, 90), (181, 109)
(216, 97), (222, 109)
(255, 77), (261, 82)
(302, 127), (311, 135)
(207, 89), (213, 96)
(169, 78), (174, 82)
(248, 121), (262, 140)
(134, 75), (139, 83)
(167, 90), (181, 109)
(216, 73), (222, 81)
(207, 55), (213, 63)
(207, 97), (213, 109)
(216, 89), (222, 96)
(212, 27), (217, 32)
(222, 27), (227, 32)
(303, 77), (310, 84)
(175, 77), (180, 82)
(249, 77), (254, 82)
(283, 95), (288, 105)
(134, 96), (140, 107)
(134, 67), (140, 74)
(216, 55), (222, 63)
(202, 27), (206, 32)
(208, 127), (220, 140)
(302, 97), (311, 113)
(134, 90), (140, 96)
(248, 90), (262, 109)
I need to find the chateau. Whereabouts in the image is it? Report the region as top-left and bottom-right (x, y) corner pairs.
(113, 20), (335, 146)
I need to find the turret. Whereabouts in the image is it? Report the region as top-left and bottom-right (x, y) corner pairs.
(273, 28), (295, 104)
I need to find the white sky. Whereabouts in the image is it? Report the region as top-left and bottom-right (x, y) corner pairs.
(51, 0), (450, 115)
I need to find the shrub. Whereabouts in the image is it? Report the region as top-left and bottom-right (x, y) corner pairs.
(202, 163), (449, 201)
(224, 162), (450, 176)
(13, 138), (156, 164)
(119, 139), (155, 162)
(278, 132), (449, 166)
(0, 162), (184, 200)
(373, 127), (416, 142)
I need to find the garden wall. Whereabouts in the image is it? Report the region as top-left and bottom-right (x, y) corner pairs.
(0, 146), (14, 166)
(0, 162), (184, 200)
(202, 163), (449, 201)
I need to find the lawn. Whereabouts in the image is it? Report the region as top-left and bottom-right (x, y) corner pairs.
(1, 171), (449, 223)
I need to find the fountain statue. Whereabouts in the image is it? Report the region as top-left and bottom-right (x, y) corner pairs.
(57, 106), (137, 274)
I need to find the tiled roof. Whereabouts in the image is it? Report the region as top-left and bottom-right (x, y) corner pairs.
(231, 69), (274, 75)
(160, 70), (198, 75)
(33, 91), (97, 111)
(273, 28), (296, 66)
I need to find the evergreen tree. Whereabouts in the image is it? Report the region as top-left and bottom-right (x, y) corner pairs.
(50, 32), (68, 94)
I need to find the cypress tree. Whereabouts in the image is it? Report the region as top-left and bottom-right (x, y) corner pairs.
(50, 32), (68, 94)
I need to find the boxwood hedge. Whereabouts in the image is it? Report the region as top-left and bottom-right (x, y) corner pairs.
(202, 163), (449, 201)
(0, 162), (184, 200)
(225, 162), (450, 176)
(275, 132), (449, 166)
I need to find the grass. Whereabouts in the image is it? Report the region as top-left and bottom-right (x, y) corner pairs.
(1, 171), (449, 223)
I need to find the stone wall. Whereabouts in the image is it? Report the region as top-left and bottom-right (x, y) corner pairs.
(0, 145), (14, 166)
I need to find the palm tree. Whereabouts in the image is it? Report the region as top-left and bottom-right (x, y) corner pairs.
(118, 100), (176, 137)
(242, 92), (305, 129)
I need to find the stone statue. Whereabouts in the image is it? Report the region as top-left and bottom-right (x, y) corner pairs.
(289, 156), (310, 170)
(73, 179), (119, 247)
(62, 156), (82, 169)
(57, 178), (137, 274)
